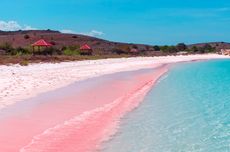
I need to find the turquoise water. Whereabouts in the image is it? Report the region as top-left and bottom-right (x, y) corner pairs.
(102, 60), (230, 152)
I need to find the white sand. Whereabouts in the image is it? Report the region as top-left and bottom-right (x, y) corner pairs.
(0, 54), (229, 109)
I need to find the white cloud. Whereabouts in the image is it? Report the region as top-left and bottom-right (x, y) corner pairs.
(0, 21), (105, 37)
(0, 21), (21, 31)
(23, 25), (37, 30)
(83, 30), (105, 37)
(0, 20), (37, 31)
(60, 29), (76, 34)
(61, 29), (105, 37)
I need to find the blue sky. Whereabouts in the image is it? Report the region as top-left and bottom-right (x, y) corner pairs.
(0, 0), (230, 45)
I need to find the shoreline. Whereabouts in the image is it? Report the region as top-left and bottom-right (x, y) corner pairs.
(0, 55), (229, 151)
(0, 54), (229, 110)
(20, 65), (169, 152)
(0, 63), (168, 152)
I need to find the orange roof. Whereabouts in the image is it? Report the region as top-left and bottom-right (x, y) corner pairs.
(32, 39), (52, 47)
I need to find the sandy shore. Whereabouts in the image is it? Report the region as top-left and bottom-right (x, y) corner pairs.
(0, 54), (229, 110)
(0, 54), (229, 152)
(0, 63), (168, 152)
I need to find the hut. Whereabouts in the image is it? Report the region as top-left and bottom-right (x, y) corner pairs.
(80, 44), (93, 55)
(32, 39), (52, 53)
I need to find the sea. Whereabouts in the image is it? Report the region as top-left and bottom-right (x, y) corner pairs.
(102, 59), (230, 152)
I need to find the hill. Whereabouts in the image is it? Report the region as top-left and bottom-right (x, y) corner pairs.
(0, 29), (229, 57)
(0, 30), (154, 55)
(188, 42), (230, 51)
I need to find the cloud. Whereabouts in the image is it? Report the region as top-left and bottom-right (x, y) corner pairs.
(23, 25), (37, 30)
(60, 29), (76, 34)
(0, 20), (105, 38)
(0, 20), (37, 31)
(0, 21), (21, 31)
(83, 30), (105, 37)
(61, 29), (105, 37)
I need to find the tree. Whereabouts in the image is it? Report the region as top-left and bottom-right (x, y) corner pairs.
(160, 45), (177, 53)
(190, 46), (199, 53)
(118, 45), (130, 53)
(112, 48), (126, 55)
(160, 45), (168, 53)
(168, 46), (177, 53)
(198, 46), (205, 53)
(0, 42), (14, 54)
(203, 44), (215, 53)
(176, 43), (187, 51)
(153, 45), (160, 51)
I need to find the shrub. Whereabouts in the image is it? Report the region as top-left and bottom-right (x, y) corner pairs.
(116, 45), (130, 54)
(68, 45), (80, 51)
(176, 43), (187, 51)
(112, 49), (126, 55)
(203, 44), (215, 53)
(15, 47), (30, 55)
(33, 47), (61, 55)
(61, 45), (81, 56)
(0, 42), (14, 54)
(19, 60), (29, 66)
(153, 45), (160, 51)
(63, 49), (80, 56)
(24, 34), (30, 39)
(160, 45), (169, 53)
(61, 46), (67, 51)
(160, 45), (177, 53)
(190, 46), (199, 53)
(41, 47), (62, 55)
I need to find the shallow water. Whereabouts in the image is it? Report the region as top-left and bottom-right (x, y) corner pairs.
(102, 60), (230, 152)
(0, 66), (167, 152)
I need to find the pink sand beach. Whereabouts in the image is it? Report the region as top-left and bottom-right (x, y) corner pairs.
(0, 55), (229, 152)
(0, 65), (167, 152)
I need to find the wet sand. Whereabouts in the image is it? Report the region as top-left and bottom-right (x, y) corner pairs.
(1, 54), (228, 110)
(0, 65), (168, 152)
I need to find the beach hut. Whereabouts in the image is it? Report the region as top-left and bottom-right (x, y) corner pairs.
(80, 44), (93, 55)
(32, 39), (53, 53)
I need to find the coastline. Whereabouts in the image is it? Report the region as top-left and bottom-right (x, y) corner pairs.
(0, 54), (229, 110)
(20, 65), (169, 152)
(0, 54), (229, 151)
(0, 63), (168, 152)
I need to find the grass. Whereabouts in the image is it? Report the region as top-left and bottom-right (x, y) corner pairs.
(0, 54), (134, 65)
(63, 49), (80, 56)
(19, 60), (29, 66)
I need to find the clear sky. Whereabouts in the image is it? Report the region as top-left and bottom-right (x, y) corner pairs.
(0, 0), (230, 45)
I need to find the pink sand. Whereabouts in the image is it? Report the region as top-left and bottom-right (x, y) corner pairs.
(0, 65), (168, 152)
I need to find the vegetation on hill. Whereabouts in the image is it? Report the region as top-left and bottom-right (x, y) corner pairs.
(0, 30), (228, 65)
